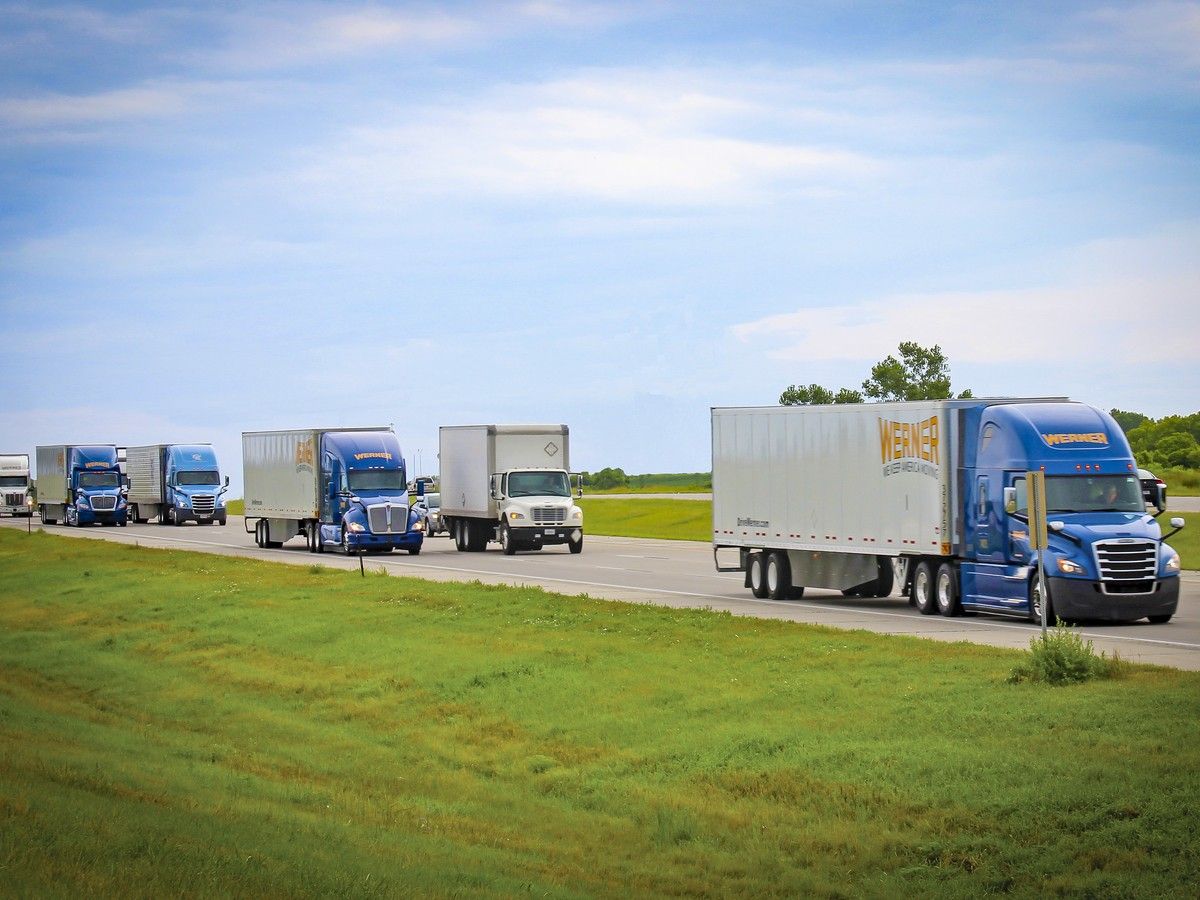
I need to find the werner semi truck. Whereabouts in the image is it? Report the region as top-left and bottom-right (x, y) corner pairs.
(35, 444), (128, 526)
(127, 444), (230, 525)
(712, 400), (1184, 624)
(242, 427), (423, 554)
(439, 424), (584, 554)
(0, 454), (32, 516)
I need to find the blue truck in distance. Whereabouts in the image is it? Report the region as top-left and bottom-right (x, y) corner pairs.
(242, 427), (424, 554)
(127, 444), (230, 525)
(35, 444), (128, 527)
(712, 399), (1184, 623)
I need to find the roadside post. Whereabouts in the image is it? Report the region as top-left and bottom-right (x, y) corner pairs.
(1028, 470), (1049, 637)
(27, 498), (33, 533)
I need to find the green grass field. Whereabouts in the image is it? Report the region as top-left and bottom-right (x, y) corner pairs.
(1162, 511), (1196, 570)
(2, 530), (1199, 897)
(579, 498), (710, 541)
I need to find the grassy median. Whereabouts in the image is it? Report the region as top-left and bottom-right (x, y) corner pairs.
(2, 529), (1199, 897)
(579, 498), (710, 542)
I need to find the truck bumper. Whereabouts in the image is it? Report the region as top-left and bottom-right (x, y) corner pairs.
(176, 509), (226, 525)
(347, 531), (423, 552)
(1048, 576), (1179, 622)
(77, 508), (128, 526)
(511, 526), (582, 547)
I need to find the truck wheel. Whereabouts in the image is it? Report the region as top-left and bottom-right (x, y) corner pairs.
(748, 553), (769, 599)
(766, 551), (791, 601)
(468, 521), (488, 552)
(912, 562), (937, 615)
(568, 534), (583, 554)
(174, 508), (184, 527)
(407, 546), (421, 556)
(935, 563), (961, 617)
(1028, 579), (1054, 624)
(1147, 614), (1172, 624)
(500, 523), (516, 555)
(452, 520), (465, 552)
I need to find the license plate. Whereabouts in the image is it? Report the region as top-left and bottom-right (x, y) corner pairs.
(544, 528), (555, 536)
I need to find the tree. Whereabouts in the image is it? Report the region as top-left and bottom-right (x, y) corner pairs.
(1153, 432), (1200, 469)
(779, 383), (863, 406)
(587, 467), (628, 490)
(1110, 408), (1149, 434)
(861, 341), (972, 402)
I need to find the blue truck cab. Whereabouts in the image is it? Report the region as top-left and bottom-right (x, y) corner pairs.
(61, 445), (128, 527)
(959, 402), (1183, 623)
(317, 431), (424, 554)
(164, 444), (229, 525)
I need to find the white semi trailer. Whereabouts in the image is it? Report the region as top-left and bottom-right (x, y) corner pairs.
(439, 424), (584, 554)
(711, 400), (1183, 624)
(0, 454), (32, 516)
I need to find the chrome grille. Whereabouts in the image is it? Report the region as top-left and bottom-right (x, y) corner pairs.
(531, 506), (567, 525)
(5, 493), (24, 505)
(191, 494), (215, 514)
(1093, 539), (1156, 594)
(367, 503), (407, 535)
(90, 496), (117, 511)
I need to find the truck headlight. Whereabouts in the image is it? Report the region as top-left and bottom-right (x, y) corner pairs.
(1165, 552), (1180, 572)
(509, 511), (525, 520)
(413, 520), (425, 532)
(570, 507), (582, 521)
(347, 522), (365, 533)
(1056, 558), (1084, 575)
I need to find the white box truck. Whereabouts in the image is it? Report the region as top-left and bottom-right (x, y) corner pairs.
(0, 454), (32, 516)
(712, 400), (1184, 624)
(242, 427), (423, 554)
(439, 424), (584, 554)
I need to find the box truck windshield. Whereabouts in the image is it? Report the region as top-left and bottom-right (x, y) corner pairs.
(348, 470), (405, 492)
(0, 475), (26, 488)
(79, 472), (119, 488)
(178, 470), (221, 486)
(1014, 475), (1143, 514)
(508, 472), (570, 498)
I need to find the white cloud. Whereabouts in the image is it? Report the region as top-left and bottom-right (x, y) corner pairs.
(292, 71), (882, 206)
(1080, 1), (1200, 71)
(732, 225), (1200, 365)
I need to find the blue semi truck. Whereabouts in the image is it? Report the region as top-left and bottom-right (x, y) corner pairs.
(242, 427), (424, 554)
(126, 443), (230, 525)
(35, 444), (128, 527)
(712, 399), (1184, 623)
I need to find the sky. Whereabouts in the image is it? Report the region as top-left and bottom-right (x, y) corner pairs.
(2, 0), (1198, 493)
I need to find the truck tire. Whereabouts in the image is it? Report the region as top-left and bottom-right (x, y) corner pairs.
(912, 562), (937, 615)
(1147, 614), (1172, 624)
(467, 520), (488, 552)
(568, 533), (583, 554)
(501, 523), (516, 555)
(453, 520), (466, 552)
(1028, 579), (1054, 624)
(748, 553), (769, 599)
(407, 546), (421, 556)
(935, 562), (961, 617)
(766, 551), (791, 601)
(254, 519), (264, 548)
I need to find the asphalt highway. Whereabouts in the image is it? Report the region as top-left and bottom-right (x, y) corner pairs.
(6, 515), (1198, 670)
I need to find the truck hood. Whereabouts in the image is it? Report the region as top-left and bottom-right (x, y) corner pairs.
(1049, 512), (1161, 543)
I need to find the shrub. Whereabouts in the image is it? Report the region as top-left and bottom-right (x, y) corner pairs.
(1008, 621), (1124, 685)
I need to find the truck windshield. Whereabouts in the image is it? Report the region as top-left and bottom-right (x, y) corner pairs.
(78, 472), (119, 488)
(1014, 475), (1144, 514)
(0, 476), (27, 487)
(508, 471), (570, 498)
(177, 470), (220, 486)
(348, 469), (405, 492)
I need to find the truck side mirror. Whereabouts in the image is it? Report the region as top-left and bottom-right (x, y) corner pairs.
(224, 475), (231, 488)
(1153, 483), (1166, 513)
(573, 473), (583, 498)
(489, 474), (502, 500)
(1003, 486), (1017, 515)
